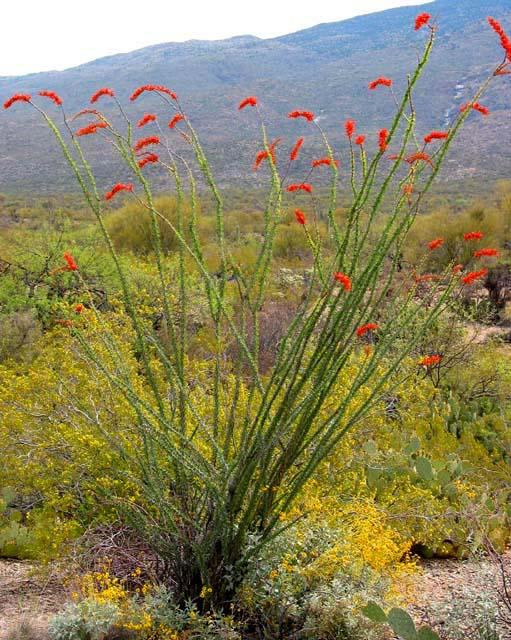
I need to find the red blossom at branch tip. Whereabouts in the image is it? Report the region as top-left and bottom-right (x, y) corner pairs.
(294, 209), (306, 225)
(38, 90), (63, 106)
(3, 93), (31, 109)
(488, 17), (511, 62)
(378, 129), (389, 152)
(168, 114), (185, 129)
(138, 153), (159, 169)
(311, 157), (339, 168)
(333, 272), (352, 291)
(75, 304), (84, 314)
(424, 130), (449, 144)
(369, 77), (393, 90)
(460, 101), (490, 116)
(287, 183), (313, 193)
(130, 85), (177, 101)
(462, 268), (488, 285)
(90, 88), (115, 103)
(137, 113), (156, 128)
(419, 354), (442, 368)
(63, 252), (78, 271)
(355, 135), (366, 146)
(238, 96), (257, 110)
(464, 231), (484, 241)
(428, 238), (444, 251)
(253, 150), (269, 171)
(345, 119), (356, 138)
(133, 136), (160, 153)
(356, 323), (379, 337)
(288, 110), (315, 122)
(75, 122), (108, 136)
(406, 152), (433, 166)
(414, 12), (431, 31)
(290, 137), (304, 161)
(474, 248), (499, 258)
(105, 183), (134, 201)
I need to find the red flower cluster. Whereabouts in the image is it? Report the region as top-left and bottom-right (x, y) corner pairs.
(333, 272), (352, 291)
(137, 113), (156, 128)
(424, 130), (449, 144)
(403, 183), (414, 196)
(488, 17), (511, 61)
(428, 238), (444, 251)
(355, 135), (366, 146)
(253, 150), (269, 171)
(75, 303), (84, 314)
(460, 102), (490, 116)
(406, 152), (433, 166)
(369, 77), (393, 90)
(345, 119), (356, 138)
(311, 157), (339, 168)
(168, 114), (185, 129)
(76, 122), (108, 136)
(133, 136), (160, 152)
(462, 268), (488, 285)
(238, 96), (257, 110)
(356, 323), (379, 338)
(295, 209), (306, 225)
(71, 108), (101, 121)
(138, 153), (159, 169)
(38, 90), (63, 106)
(64, 252), (78, 271)
(3, 93), (31, 109)
(378, 129), (389, 152)
(288, 110), (315, 122)
(90, 88), (115, 103)
(414, 12), (431, 31)
(105, 183), (134, 201)
(130, 85), (177, 101)
(290, 137), (304, 161)
(287, 183), (313, 193)
(474, 248), (499, 258)
(464, 231), (484, 241)
(419, 354), (442, 367)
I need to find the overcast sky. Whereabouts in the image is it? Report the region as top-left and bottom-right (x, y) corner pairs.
(1, 0), (430, 76)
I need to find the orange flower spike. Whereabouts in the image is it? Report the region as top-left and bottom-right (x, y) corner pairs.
(38, 90), (63, 106)
(133, 136), (160, 152)
(137, 113), (156, 128)
(288, 110), (315, 122)
(473, 102), (490, 116)
(419, 354), (442, 368)
(345, 119), (356, 138)
(168, 114), (185, 129)
(287, 183), (313, 193)
(464, 231), (484, 241)
(290, 137), (304, 161)
(488, 17), (511, 61)
(105, 183), (134, 201)
(75, 304), (84, 314)
(369, 77), (393, 90)
(3, 94), (31, 109)
(356, 323), (379, 338)
(428, 238), (444, 251)
(294, 209), (306, 225)
(333, 272), (352, 291)
(311, 157), (339, 168)
(462, 268), (489, 285)
(238, 96), (258, 110)
(253, 150), (269, 171)
(90, 88), (115, 103)
(355, 135), (366, 146)
(406, 152), (433, 166)
(76, 122), (108, 136)
(63, 252), (78, 271)
(414, 12), (431, 31)
(378, 129), (389, 152)
(474, 248), (499, 258)
(130, 84), (177, 101)
(424, 131), (449, 144)
(138, 153), (159, 169)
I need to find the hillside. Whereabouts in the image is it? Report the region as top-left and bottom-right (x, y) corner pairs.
(0, 0), (510, 192)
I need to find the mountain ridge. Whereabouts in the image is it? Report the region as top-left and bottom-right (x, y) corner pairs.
(1, 0), (510, 192)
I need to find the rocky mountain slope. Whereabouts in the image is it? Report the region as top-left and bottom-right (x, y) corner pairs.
(0, 0), (509, 193)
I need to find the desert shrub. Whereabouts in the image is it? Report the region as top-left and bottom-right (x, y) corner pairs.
(5, 620), (48, 640)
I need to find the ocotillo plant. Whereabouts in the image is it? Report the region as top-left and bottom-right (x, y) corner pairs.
(4, 13), (509, 607)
